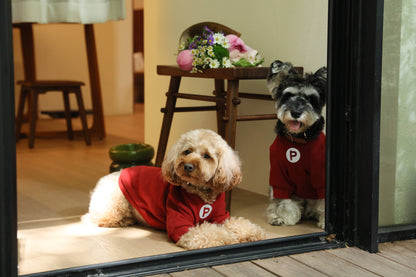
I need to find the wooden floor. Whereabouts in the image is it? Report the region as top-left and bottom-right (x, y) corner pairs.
(152, 239), (416, 277)
(16, 103), (321, 275)
(16, 104), (416, 276)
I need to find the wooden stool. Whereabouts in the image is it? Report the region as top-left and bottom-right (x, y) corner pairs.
(15, 80), (91, 148)
(155, 65), (303, 211)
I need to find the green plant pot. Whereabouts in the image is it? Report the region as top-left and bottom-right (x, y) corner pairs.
(109, 143), (155, 163)
(109, 161), (154, 173)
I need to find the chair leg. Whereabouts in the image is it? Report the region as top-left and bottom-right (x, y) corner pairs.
(155, 76), (181, 167)
(214, 79), (226, 138)
(15, 87), (28, 142)
(74, 89), (91, 146)
(224, 79), (239, 149)
(28, 90), (38, 148)
(224, 79), (240, 212)
(63, 90), (74, 140)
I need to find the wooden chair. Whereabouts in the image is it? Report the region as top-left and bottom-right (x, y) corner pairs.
(155, 65), (303, 210)
(15, 80), (91, 148)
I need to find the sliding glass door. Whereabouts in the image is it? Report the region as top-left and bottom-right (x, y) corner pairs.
(379, 0), (416, 228)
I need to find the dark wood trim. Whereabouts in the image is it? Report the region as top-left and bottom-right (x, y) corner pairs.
(4, 0), (414, 276)
(327, 0), (383, 253)
(0, 1), (18, 276)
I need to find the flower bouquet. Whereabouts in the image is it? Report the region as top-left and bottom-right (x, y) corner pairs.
(176, 22), (264, 73)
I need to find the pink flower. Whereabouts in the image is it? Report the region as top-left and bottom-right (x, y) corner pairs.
(225, 34), (248, 53)
(177, 50), (194, 71)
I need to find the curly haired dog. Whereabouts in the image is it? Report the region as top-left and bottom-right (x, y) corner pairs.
(266, 60), (327, 229)
(83, 129), (265, 249)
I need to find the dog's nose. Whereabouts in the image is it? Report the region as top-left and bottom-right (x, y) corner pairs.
(291, 110), (302, 118)
(184, 163), (194, 173)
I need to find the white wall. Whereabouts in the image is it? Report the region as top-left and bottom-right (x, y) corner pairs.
(144, 0), (328, 195)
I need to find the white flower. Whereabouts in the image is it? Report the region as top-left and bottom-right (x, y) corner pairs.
(209, 59), (220, 68)
(221, 40), (230, 49)
(222, 57), (232, 68)
(213, 33), (226, 45)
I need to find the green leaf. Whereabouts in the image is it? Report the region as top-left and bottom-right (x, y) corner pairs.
(232, 58), (255, 67)
(213, 45), (229, 60)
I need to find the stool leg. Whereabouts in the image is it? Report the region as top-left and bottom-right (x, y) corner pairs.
(214, 79), (226, 138)
(155, 76), (181, 167)
(28, 90), (38, 148)
(74, 89), (91, 146)
(63, 90), (74, 140)
(224, 79), (240, 212)
(15, 86), (28, 142)
(224, 79), (239, 148)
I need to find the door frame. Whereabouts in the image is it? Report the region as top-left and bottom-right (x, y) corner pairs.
(3, 0), (414, 276)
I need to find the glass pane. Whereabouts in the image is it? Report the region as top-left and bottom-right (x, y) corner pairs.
(379, 0), (416, 226)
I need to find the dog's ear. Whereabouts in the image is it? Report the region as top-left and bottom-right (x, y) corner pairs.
(267, 60), (300, 99)
(161, 140), (183, 186)
(211, 146), (242, 192)
(311, 66), (327, 105)
(314, 66), (327, 82)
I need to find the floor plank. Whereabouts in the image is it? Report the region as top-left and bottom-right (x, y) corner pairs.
(212, 261), (277, 277)
(253, 256), (328, 277)
(330, 247), (416, 276)
(290, 250), (378, 277)
(395, 239), (416, 251)
(377, 241), (416, 270)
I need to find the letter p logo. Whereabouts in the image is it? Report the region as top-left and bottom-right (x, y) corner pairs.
(199, 204), (213, 219)
(286, 148), (301, 163)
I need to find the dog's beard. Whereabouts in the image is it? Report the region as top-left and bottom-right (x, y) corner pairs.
(277, 106), (320, 134)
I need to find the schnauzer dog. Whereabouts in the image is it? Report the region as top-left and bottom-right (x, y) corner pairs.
(266, 60), (327, 228)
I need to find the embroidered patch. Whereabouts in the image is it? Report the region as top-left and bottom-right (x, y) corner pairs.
(199, 204), (213, 219)
(286, 148), (301, 163)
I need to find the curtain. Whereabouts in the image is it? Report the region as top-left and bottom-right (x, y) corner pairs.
(12, 0), (125, 24)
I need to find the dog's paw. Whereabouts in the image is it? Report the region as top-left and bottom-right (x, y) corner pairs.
(305, 199), (325, 229)
(224, 217), (266, 242)
(317, 216), (325, 229)
(266, 199), (303, 226)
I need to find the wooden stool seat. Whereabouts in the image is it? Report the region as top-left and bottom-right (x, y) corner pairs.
(155, 65), (303, 211)
(15, 80), (91, 148)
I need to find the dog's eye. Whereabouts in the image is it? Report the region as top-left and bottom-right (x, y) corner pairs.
(183, 150), (191, 155)
(203, 153), (211, 159)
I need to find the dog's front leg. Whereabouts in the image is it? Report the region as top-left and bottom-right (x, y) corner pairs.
(223, 217), (266, 242)
(266, 198), (304, 226)
(305, 198), (325, 229)
(176, 222), (235, 250)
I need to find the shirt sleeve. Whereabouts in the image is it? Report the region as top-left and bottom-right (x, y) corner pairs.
(269, 138), (294, 199)
(165, 188), (195, 242)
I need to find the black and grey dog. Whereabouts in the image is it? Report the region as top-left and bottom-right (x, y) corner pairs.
(266, 60), (327, 228)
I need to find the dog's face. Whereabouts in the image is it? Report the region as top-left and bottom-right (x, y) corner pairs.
(162, 129), (242, 203)
(267, 60), (327, 136)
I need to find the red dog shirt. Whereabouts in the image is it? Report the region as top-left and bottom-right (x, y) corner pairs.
(118, 166), (229, 242)
(269, 132), (325, 199)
